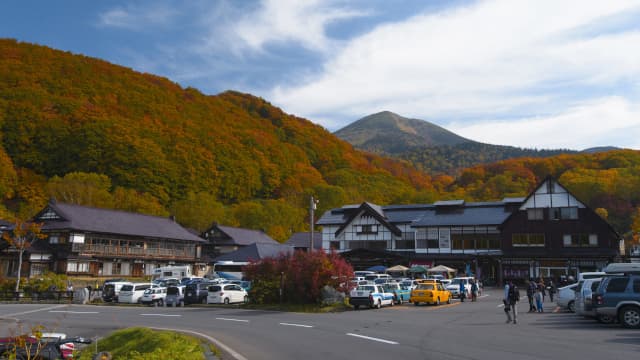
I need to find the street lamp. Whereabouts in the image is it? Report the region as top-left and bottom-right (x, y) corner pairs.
(310, 196), (319, 253)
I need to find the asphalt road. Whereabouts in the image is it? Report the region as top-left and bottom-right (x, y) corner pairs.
(1, 288), (638, 360)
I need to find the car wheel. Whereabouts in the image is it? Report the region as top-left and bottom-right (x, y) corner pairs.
(597, 314), (615, 324)
(158, 299), (164, 307)
(243, 295), (249, 304)
(414, 301), (419, 306)
(568, 301), (575, 313)
(354, 304), (360, 310)
(376, 299), (382, 309)
(447, 297), (451, 304)
(224, 297), (230, 305)
(620, 306), (640, 329)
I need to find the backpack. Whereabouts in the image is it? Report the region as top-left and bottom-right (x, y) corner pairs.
(508, 284), (519, 302)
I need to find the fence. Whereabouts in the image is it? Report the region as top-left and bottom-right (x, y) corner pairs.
(0, 290), (74, 303)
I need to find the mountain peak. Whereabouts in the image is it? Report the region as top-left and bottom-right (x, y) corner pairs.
(334, 111), (474, 154)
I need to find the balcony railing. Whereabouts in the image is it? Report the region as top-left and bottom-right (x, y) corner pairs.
(72, 243), (195, 259)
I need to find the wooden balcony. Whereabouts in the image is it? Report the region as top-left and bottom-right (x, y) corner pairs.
(71, 243), (196, 260)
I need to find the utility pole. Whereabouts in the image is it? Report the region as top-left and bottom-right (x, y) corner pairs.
(310, 196), (318, 253)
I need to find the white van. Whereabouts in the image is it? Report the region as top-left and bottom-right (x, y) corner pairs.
(364, 273), (392, 283)
(577, 271), (606, 282)
(446, 277), (475, 298)
(102, 281), (132, 303)
(118, 283), (154, 304)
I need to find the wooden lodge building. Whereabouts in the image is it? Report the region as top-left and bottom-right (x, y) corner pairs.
(316, 177), (623, 285)
(0, 200), (206, 279)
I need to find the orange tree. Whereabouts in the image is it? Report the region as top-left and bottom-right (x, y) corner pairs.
(2, 219), (46, 292)
(243, 250), (354, 304)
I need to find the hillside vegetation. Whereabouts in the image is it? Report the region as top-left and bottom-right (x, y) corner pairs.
(0, 39), (436, 240)
(0, 39), (638, 243)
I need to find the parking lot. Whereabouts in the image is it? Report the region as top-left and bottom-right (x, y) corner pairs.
(1, 287), (638, 360)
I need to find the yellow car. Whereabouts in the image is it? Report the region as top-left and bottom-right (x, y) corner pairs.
(410, 280), (452, 306)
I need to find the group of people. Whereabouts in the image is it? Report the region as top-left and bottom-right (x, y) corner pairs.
(503, 278), (557, 324)
(459, 279), (480, 302)
(525, 279), (556, 313)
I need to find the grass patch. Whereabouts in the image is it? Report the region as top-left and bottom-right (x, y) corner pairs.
(76, 327), (210, 360)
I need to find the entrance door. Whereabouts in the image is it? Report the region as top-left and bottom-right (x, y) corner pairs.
(132, 263), (144, 277)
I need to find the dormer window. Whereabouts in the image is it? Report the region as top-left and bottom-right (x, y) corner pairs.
(38, 208), (60, 220)
(356, 225), (378, 234)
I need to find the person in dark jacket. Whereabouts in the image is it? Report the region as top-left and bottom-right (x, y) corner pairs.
(459, 281), (466, 302)
(504, 280), (520, 324)
(548, 280), (556, 302)
(527, 280), (536, 312)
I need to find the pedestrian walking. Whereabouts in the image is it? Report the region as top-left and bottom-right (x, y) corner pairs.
(538, 280), (547, 302)
(527, 280), (536, 312)
(535, 286), (543, 312)
(459, 281), (466, 302)
(548, 280), (556, 302)
(471, 280), (479, 302)
(503, 280), (520, 324)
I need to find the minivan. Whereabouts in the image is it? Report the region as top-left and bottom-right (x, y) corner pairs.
(184, 281), (211, 305)
(118, 283), (154, 304)
(102, 281), (132, 303)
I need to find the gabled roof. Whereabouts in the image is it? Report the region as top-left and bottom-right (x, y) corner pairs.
(209, 225), (279, 246)
(34, 201), (204, 242)
(285, 232), (323, 250)
(213, 243), (294, 263)
(334, 202), (402, 237)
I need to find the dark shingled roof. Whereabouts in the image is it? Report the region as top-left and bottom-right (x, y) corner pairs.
(316, 200), (516, 229)
(37, 202), (204, 242)
(214, 225), (279, 246)
(285, 232), (323, 250)
(213, 243), (294, 262)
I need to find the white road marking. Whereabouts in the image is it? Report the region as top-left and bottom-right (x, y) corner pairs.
(49, 311), (100, 314)
(216, 317), (249, 323)
(346, 333), (399, 345)
(0, 304), (67, 319)
(279, 322), (313, 328)
(151, 327), (248, 360)
(140, 314), (182, 317)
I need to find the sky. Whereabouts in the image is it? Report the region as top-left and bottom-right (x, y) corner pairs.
(1, 0), (640, 151)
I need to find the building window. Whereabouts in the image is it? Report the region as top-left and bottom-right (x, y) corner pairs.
(112, 262), (122, 275)
(551, 207), (578, 220)
(38, 208), (60, 220)
(329, 241), (340, 250)
(66, 261), (89, 273)
(563, 234), (597, 247)
(512, 233), (545, 247)
(527, 208), (544, 220)
(356, 225), (378, 234)
(30, 263), (48, 276)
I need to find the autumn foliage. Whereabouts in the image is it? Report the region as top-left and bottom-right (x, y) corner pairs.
(243, 250), (354, 304)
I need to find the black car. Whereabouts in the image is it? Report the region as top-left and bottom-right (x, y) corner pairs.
(184, 281), (212, 305)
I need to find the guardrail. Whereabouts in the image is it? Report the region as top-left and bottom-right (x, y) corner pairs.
(0, 291), (74, 302)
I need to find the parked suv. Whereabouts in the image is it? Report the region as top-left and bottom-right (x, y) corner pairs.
(593, 274), (640, 329)
(165, 285), (185, 307)
(184, 281), (212, 305)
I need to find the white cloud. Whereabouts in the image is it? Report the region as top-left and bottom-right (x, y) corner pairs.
(268, 0), (640, 149)
(98, 4), (176, 30)
(448, 97), (640, 150)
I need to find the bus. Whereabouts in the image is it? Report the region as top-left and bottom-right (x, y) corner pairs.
(210, 261), (248, 280)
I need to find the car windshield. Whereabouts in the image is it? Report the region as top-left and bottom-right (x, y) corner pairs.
(417, 284), (434, 290)
(143, 288), (153, 294)
(359, 286), (375, 292)
(208, 285), (222, 292)
(451, 279), (464, 285)
(121, 285), (133, 291)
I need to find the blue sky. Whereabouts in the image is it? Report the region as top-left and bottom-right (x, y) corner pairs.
(2, 0), (640, 150)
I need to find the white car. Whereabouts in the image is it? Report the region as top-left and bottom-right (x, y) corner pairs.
(140, 287), (167, 306)
(446, 277), (475, 298)
(207, 283), (248, 304)
(556, 283), (578, 312)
